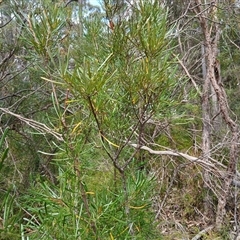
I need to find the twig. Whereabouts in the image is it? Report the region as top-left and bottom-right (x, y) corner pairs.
(174, 54), (201, 95)
(0, 17), (14, 28)
(191, 225), (214, 240)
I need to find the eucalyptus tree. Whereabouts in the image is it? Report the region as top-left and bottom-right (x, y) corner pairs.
(166, 0), (240, 234)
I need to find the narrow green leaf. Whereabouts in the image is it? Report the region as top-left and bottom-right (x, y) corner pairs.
(0, 148), (9, 171)
(0, 127), (9, 149)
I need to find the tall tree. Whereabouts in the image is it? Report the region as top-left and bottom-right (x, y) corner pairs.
(168, 0), (240, 231)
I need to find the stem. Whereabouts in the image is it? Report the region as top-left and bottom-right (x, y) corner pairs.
(121, 171), (135, 236)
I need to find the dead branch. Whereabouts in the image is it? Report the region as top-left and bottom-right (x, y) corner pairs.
(130, 143), (224, 172)
(191, 225), (214, 240)
(0, 107), (63, 141)
(174, 54), (201, 95)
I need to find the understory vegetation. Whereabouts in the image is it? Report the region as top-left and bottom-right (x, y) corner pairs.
(1, 0), (240, 239)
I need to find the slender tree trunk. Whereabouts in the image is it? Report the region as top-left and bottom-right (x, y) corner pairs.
(201, 43), (214, 222)
(78, 0), (84, 38)
(193, 0), (239, 229)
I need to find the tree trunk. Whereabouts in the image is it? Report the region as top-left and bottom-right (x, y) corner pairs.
(193, 0), (239, 229)
(201, 43), (214, 222)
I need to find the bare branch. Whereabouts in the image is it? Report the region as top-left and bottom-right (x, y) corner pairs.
(0, 107), (63, 141)
(0, 17), (13, 28)
(0, 49), (15, 67)
(174, 54), (201, 95)
(191, 225), (214, 240)
(129, 143), (224, 173)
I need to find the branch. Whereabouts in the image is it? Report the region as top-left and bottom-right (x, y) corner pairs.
(0, 17), (13, 28)
(0, 108), (63, 141)
(0, 49), (15, 67)
(191, 225), (214, 240)
(174, 54), (201, 95)
(65, 0), (78, 7)
(130, 144), (240, 188)
(129, 143), (225, 174)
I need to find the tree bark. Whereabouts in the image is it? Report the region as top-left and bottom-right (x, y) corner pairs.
(193, 0), (239, 229)
(201, 42), (214, 222)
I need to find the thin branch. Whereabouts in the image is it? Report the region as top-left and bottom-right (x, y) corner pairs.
(174, 54), (201, 95)
(129, 143), (225, 174)
(0, 107), (63, 141)
(0, 49), (15, 67)
(0, 17), (13, 28)
(65, 0), (78, 7)
(191, 225), (214, 240)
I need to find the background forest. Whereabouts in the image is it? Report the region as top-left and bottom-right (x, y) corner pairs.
(1, 0), (240, 239)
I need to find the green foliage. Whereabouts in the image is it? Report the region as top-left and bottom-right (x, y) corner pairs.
(0, 129), (21, 240)
(14, 1), (173, 239)
(0, 128), (9, 171)
(2, 0), (224, 238)
(20, 156), (159, 239)
(19, 0), (67, 60)
(0, 190), (21, 240)
(0, 128), (10, 193)
(58, 1), (178, 161)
